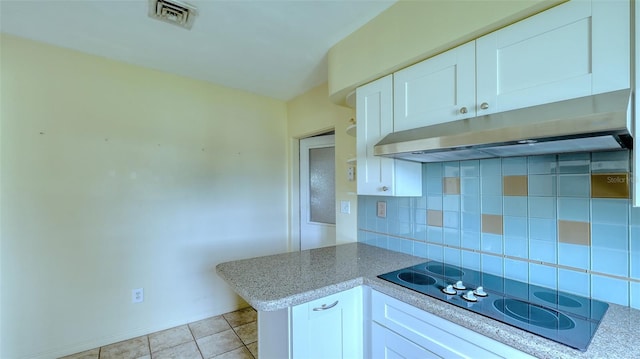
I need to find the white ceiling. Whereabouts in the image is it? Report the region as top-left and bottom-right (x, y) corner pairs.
(0, 0), (396, 101)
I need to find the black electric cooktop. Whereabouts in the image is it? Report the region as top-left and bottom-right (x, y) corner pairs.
(378, 261), (608, 352)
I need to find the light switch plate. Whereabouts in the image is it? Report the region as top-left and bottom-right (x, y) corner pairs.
(340, 200), (351, 214)
(377, 201), (387, 218)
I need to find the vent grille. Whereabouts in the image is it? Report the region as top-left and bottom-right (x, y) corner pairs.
(148, 0), (197, 30)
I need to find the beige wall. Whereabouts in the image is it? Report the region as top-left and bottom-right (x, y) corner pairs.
(286, 83), (357, 246)
(328, 0), (564, 105)
(0, 34), (289, 359)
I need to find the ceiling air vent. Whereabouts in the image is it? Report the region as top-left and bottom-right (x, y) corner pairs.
(148, 0), (197, 30)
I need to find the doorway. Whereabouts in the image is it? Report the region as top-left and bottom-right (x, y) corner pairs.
(299, 134), (336, 250)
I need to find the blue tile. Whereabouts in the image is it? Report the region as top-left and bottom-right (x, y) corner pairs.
(591, 247), (628, 277)
(505, 259), (528, 281)
(591, 199), (629, 225)
(481, 195), (503, 215)
(414, 208), (427, 225)
(481, 254), (504, 276)
(558, 243), (589, 270)
(443, 211), (460, 229)
(557, 197), (590, 222)
(481, 233), (503, 254)
(462, 212), (481, 232)
(528, 196), (556, 219)
(412, 224), (427, 242)
(558, 153), (590, 174)
(504, 216), (527, 238)
(427, 195), (443, 210)
(427, 243), (443, 261)
(528, 218), (557, 240)
(461, 195), (480, 213)
(375, 234), (388, 249)
(396, 197), (410, 207)
(591, 274), (629, 306)
(444, 161), (460, 177)
(481, 175), (502, 196)
(427, 226), (443, 244)
(504, 237), (528, 258)
(591, 150), (630, 173)
(461, 231), (480, 250)
(529, 239), (556, 264)
(503, 196), (528, 217)
(557, 174), (590, 197)
(444, 228), (461, 247)
(425, 162), (443, 177)
(480, 158), (502, 177)
(413, 241), (427, 258)
(460, 160), (480, 177)
(443, 195), (460, 211)
(398, 206), (411, 223)
(631, 226), (640, 279)
(462, 250), (480, 270)
(529, 263), (557, 290)
(528, 155), (557, 174)
(444, 247), (462, 266)
(558, 269), (589, 297)
(375, 217), (388, 233)
(427, 177), (443, 195)
(631, 282), (640, 310)
(502, 157), (528, 175)
(631, 206), (640, 226)
(528, 175), (557, 196)
(413, 196), (427, 210)
(388, 236), (402, 252)
(591, 223), (628, 251)
(400, 239), (413, 255)
(461, 177), (479, 195)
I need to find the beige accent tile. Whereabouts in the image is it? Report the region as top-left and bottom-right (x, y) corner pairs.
(427, 210), (443, 227)
(196, 329), (244, 359)
(212, 346), (254, 359)
(246, 342), (258, 358)
(100, 336), (149, 359)
(189, 316), (231, 339)
(233, 321), (257, 345)
(151, 341), (202, 359)
(591, 173), (629, 198)
(149, 325), (193, 353)
(503, 176), (528, 196)
(482, 214), (503, 235)
(223, 307), (257, 327)
(59, 348), (100, 359)
(558, 220), (591, 246)
(443, 177), (460, 195)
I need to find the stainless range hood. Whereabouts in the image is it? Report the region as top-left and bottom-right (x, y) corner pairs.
(374, 89), (633, 163)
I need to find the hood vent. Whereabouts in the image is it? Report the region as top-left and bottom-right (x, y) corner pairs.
(374, 89), (633, 163)
(149, 0), (197, 30)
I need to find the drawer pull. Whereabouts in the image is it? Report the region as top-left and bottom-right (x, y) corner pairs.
(313, 300), (339, 311)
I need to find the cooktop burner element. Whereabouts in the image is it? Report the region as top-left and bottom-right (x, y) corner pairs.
(378, 260), (608, 352)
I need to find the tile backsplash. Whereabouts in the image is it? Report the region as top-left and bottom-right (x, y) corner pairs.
(358, 151), (640, 308)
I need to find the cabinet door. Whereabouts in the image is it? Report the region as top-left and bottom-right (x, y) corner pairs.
(371, 323), (439, 359)
(394, 41), (475, 132)
(356, 75), (422, 197)
(292, 287), (363, 359)
(476, 0), (630, 115)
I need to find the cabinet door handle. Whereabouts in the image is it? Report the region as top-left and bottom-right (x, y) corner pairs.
(459, 107), (468, 114)
(313, 300), (339, 311)
(480, 102), (489, 110)
(381, 186), (389, 192)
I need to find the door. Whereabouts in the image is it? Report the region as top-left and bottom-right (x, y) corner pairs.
(300, 134), (336, 250)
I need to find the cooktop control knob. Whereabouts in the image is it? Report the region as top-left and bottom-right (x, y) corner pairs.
(473, 286), (488, 297)
(453, 280), (466, 290)
(442, 284), (457, 295)
(462, 290), (478, 302)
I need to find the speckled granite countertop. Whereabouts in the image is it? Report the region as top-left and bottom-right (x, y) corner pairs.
(216, 243), (640, 359)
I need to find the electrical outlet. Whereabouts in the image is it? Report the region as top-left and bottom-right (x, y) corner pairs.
(377, 201), (387, 218)
(347, 166), (355, 181)
(132, 288), (144, 303)
(340, 200), (351, 214)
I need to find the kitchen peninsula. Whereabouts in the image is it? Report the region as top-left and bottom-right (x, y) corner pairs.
(217, 243), (640, 359)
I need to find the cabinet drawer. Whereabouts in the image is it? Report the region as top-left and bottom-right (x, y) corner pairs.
(372, 322), (439, 359)
(371, 290), (533, 358)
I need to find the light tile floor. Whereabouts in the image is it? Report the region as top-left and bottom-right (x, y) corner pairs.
(61, 307), (258, 359)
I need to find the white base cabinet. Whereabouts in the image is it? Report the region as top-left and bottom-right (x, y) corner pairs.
(371, 290), (534, 359)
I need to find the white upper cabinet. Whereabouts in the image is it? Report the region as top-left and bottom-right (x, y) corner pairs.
(394, 41), (476, 132)
(476, 0), (630, 115)
(393, 0), (630, 131)
(356, 75), (422, 196)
